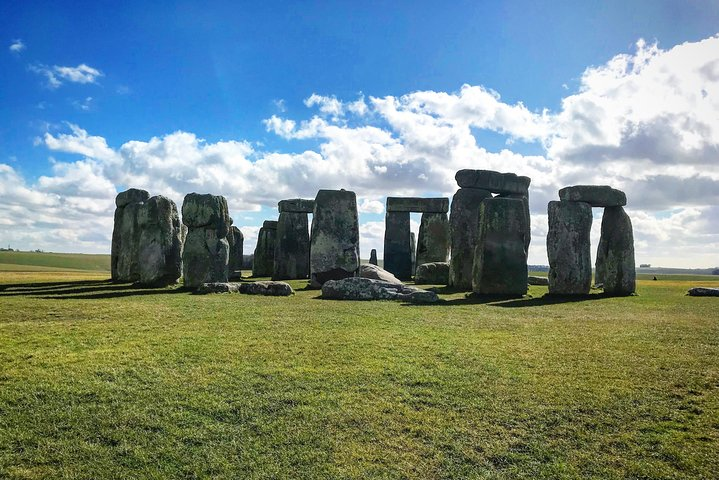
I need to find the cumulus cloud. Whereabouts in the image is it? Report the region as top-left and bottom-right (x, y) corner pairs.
(29, 63), (103, 89)
(9, 39), (25, 53)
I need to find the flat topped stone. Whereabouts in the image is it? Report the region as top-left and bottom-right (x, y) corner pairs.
(239, 281), (294, 296)
(182, 193), (230, 230)
(116, 188), (149, 208)
(321, 277), (439, 303)
(386, 197), (449, 213)
(559, 185), (627, 207)
(262, 220), (278, 229)
(278, 199), (315, 213)
(455, 170), (530, 195)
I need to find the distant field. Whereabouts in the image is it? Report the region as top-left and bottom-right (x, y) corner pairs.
(0, 251), (110, 272)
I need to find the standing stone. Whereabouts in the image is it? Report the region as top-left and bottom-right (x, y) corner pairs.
(273, 211), (310, 280)
(448, 188), (491, 289)
(228, 226), (244, 279)
(595, 232), (607, 286)
(472, 198), (528, 296)
(410, 232), (416, 275)
(499, 191), (531, 254)
(369, 249), (378, 266)
(310, 189), (360, 287)
(597, 206), (636, 295)
(137, 195), (183, 286)
(383, 211), (412, 280)
(181, 193), (231, 288)
(416, 212), (450, 267)
(111, 188), (150, 282)
(252, 221), (277, 277)
(547, 201), (593, 294)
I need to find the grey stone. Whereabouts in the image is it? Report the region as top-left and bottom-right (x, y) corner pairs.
(137, 196), (183, 286)
(239, 281), (294, 296)
(310, 189), (360, 287)
(595, 230), (607, 285)
(472, 198), (529, 296)
(181, 193), (231, 288)
(196, 282), (241, 294)
(558, 185), (627, 207)
(273, 211), (310, 280)
(416, 212), (450, 267)
(115, 188), (149, 208)
(112, 200), (144, 282)
(687, 287), (719, 297)
(448, 188), (492, 290)
(547, 201), (593, 294)
(383, 211), (412, 280)
(415, 262), (450, 285)
(410, 232), (416, 275)
(263, 220), (278, 230)
(386, 197), (449, 213)
(455, 169), (531, 195)
(359, 263), (403, 284)
(499, 192), (531, 254)
(321, 277), (438, 303)
(528, 276), (549, 286)
(597, 206), (636, 295)
(278, 198), (315, 213)
(181, 193), (231, 233)
(228, 226), (244, 279)
(253, 222), (277, 277)
(369, 249), (378, 266)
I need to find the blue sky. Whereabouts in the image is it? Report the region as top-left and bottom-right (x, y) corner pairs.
(2, 1), (719, 267)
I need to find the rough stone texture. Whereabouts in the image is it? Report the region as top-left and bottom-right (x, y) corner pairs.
(359, 263), (403, 284)
(239, 281), (294, 296)
(386, 197), (449, 213)
(416, 212), (450, 268)
(410, 232), (416, 275)
(111, 199), (145, 282)
(228, 226), (244, 279)
(559, 185), (627, 207)
(115, 188), (149, 208)
(182, 193), (231, 288)
(321, 277), (439, 303)
(472, 198), (529, 296)
(455, 169), (531, 195)
(383, 211), (412, 280)
(278, 198), (315, 213)
(137, 195), (183, 286)
(597, 206), (636, 295)
(448, 188), (492, 290)
(595, 231), (607, 285)
(310, 189), (360, 287)
(369, 249), (378, 266)
(547, 201), (593, 295)
(528, 276), (549, 286)
(415, 262), (449, 285)
(499, 191), (531, 254)
(196, 282), (241, 294)
(273, 211), (310, 280)
(252, 221), (277, 277)
(687, 287), (719, 297)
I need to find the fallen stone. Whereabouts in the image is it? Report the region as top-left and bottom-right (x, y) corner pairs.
(278, 198), (315, 213)
(547, 201), (592, 294)
(321, 277), (438, 303)
(558, 185), (627, 207)
(455, 169), (531, 195)
(239, 281), (294, 296)
(687, 287), (719, 297)
(449, 187), (492, 290)
(196, 282), (241, 294)
(416, 212), (450, 267)
(415, 262), (450, 285)
(359, 263), (403, 284)
(528, 276), (549, 286)
(386, 197), (449, 213)
(597, 206), (636, 295)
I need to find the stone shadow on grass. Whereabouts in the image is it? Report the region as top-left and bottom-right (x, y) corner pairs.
(400, 292), (614, 307)
(0, 279), (188, 300)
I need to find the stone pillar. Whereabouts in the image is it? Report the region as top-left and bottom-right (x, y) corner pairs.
(273, 212), (310, 280)
(111, 188), (150, 282)
(310, 189), (360, 287)
(137, 195), (183, 286)
(181, 193), (231, 288)
(252, 220), (277, 277)
(369, 249), (378, 266)
(499, 191), (531, 254)
(597, 206), (636, 295)
(228, 226), (244, 279)
(416, 212), (450, 268)
(472, 198), (528, 296)
(448, 188), (491, 289)
(383, 211), (411, 280)
(547, 201), (592, 294)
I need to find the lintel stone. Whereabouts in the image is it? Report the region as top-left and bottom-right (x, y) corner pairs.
(278, 199), (315, 213)
(558, 185), (626, 207)
(386, 197), (449, 213)
(455, 169), (530, 194)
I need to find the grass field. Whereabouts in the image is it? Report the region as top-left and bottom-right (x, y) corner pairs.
(0, 251), (110, 272)
(1, 268), (718, 479)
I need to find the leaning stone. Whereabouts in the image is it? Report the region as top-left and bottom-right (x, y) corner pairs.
(415, 262), (450, 285)
(448, 188), (492, 290)
(278, 199), (315, 213)
(383, 211), (412, 280)
(273, 211), (310, 280)
(687, 287), (719, 297)
(196, 282), (241, 294)
(181, 193), (231, 232)
(528, 276), (549, 286)
(239, 281), (294, 296)
(416, 212), (450, 267)
(455, 170), (531, 195)
(321, 277), (437, 302)
(359, 264), (403, 284)
(386, 197), (449, 213)
(558, 185), (627, 207)
(115, 188), (149, 208)
(137, 195), (183, 286)
(547, 201), (592, 294)
(369, 249), (378, 266)
(252, 221), (278, 277)
(597, 206), (636, 295)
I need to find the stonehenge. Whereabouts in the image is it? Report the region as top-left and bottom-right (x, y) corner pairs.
(448, 187), (491, 289)
(369, 249), (378, 266)
(252, 220), (277, 277)
(112, 188), (149, 282)
(547, 201), (593, 294)
(273, 199), (313, 280)
(227, 225), (244, 279)
(182, 193), (231, 288)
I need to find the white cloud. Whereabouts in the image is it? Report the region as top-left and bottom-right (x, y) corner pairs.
(358, 198), (384, 214)
(29, 63), (103, 89)
(9, 39), (25, 53)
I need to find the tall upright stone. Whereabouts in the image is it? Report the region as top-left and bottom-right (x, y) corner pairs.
(181, 193), (231, 288)
(273, 211), (310, 280)
(547, 201), (592, 294)
(310, 189), (360, 287)
(111, 188), (150, 282)
(383, 211), (412, 280)
(228, 226), (244, 279)
(416, 212), (450, 267)
(499, 191), (531, 253)
(136, 195), (183, 286)
(253, 220), (277, 277)
(597, 206), (636, 295)
(410, 232), (416, 275)
(369, 249), (378, 266)
(472, 198), (528, 296)
(448, 188), (491, 289)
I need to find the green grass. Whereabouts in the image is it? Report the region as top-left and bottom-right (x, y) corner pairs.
(1, 272), (718, 479)
(0, 251), (110, 272)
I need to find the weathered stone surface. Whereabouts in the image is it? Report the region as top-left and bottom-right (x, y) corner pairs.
(528, 276), (549, 286)
(415, 262), (449, 285)
(273, 211), (310, 280)
(558, 185), (627, 207)
(410, 232), (416, 275)
(595, 230), (607, 285)
(310, 189), (360, 287)
(547, 201), (593, 294)
(383, 211), (412, 280)
(278, 198), (315, 213)
(687, 287), (719, 297)
(455, 169), (531, 195)
(181, 193), (231, 288)
(499, 192), (531, 254)
(472, 198), (529, 296)
(137, 196), (183, 286)
(597, 206), (635, 295)
(359, 263), (403, 284)
(112, 201), (144, 282)
(181, 193), (231, 233)
(386, 197), (449, 213)
(253, 222), (277, 277)
(263, 220), (278, 230)
(449, 188), (492, 290)
(369, 249), (378, 266)
(321, 277), (438, 303)
(115, 188), (149, 208)
(196, 282), (241, 294)
(239, 281), (294, 296)
(228, 226), (244, 279)
(416, 212), (450, 268)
